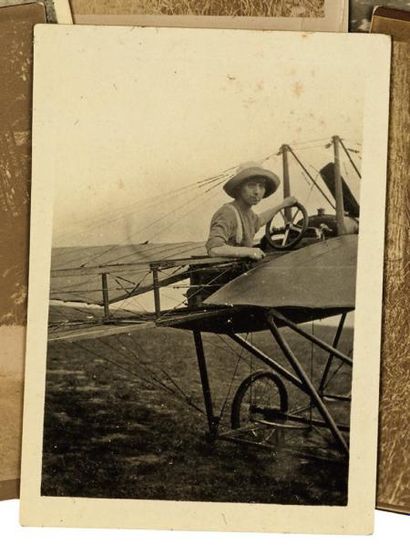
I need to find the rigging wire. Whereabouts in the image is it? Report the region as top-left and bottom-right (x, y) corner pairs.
(158, 265), (236, 320)
(52, 178), (224, 270)
(288, 137), (331, 147)
(54, 136), (359, 260)
(339, 138), (362, 179)
(53, 182), (200, 245)
(287, 146), (336, 210)
(52, 145), (281, 269)
(218, 338), (246, 422)
(52, 136), (362, 318)
(322, 348), (353, 392)
(52, 137), (354, 272)
(53, 164), (241, 245)
(74, 339), (178, 398)
(78, 175), (228, 268)
(114, 334), (199, 410)
(76, 337), (206, 415)
(110, 293), (148, 316)
(146, 189), (221, 244)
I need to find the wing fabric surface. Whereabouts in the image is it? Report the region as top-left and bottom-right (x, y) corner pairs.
(50, 242), (206, 305)
(204, 236), (357, 310)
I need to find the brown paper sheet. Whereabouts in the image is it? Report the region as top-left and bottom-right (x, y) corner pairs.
(0, 2), (47, 501)
(371, 7), (410, 516)
(0, 0), (71, 504)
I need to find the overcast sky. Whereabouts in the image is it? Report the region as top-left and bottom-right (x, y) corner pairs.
(33, 26), (366, 248)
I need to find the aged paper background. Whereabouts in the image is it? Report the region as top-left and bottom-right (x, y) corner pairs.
(371, 8), (410, 515)
(69, 0), (348, 31)
(0, 1), (71, 502)
(20, 26), (390, 532)
(0, 1), (47, 502)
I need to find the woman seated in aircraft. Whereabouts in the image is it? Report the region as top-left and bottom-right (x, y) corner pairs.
(206, 163), (298, 261)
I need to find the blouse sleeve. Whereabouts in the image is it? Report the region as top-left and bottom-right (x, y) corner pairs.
(206, 206), (237, 254)
(253, 211), (262, 234)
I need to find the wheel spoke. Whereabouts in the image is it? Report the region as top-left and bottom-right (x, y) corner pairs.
(279, 209), (287, 224)
(281, 228), (290, 246)
(290, 207), (300, 224)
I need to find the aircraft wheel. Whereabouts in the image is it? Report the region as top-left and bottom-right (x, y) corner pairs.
(231, 371), (288, 445)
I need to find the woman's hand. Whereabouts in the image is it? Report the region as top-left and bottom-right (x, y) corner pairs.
(243, 247), (266, 261)
(258, 196), (299, 227)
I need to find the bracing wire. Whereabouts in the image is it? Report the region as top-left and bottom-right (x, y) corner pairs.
(339, 138), (362, 179)
(75, 337), (206, 415)
(218, 337), (247, 421)
(52, 137), (343, 274)
(53, 180), (203, 245)
(78, 175), (228, 268)
(158, 265), (236, 320)
(52, 136), (362, 319)
(287, 146), (336, 210)
(322, 348), (353, 392)
(52, 146), (281, 269)
(114, 334), (199, 410)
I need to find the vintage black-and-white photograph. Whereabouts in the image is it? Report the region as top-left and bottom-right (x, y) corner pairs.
(350, 0), (410, 31)
(70, 0), (326, 17)
(0, 0), (72, 22)
(70, 0), (348, 32)
(20, 26), (390, 532)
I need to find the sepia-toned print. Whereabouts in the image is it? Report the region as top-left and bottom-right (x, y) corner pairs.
(70, 0), (348, 31)
(0, 0), (72, 22)
(350, 0), (410, 31)
(70, 0), (325, 17)
(20, 26), (390, 533)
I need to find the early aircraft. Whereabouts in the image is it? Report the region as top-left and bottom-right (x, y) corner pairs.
(48, 135), (360, 459)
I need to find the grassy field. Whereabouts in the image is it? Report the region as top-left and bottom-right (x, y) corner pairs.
(42, 324), (352, 504)
(71, 0), (325, 17)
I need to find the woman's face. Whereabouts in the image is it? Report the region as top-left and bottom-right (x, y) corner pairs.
(237, 179), (266, 206)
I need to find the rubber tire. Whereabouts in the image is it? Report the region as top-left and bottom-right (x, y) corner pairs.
(231, 371), (288, 430)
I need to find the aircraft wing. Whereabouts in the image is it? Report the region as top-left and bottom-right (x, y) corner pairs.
(50, 242), (207, 305)
(204, 235), (357, 311)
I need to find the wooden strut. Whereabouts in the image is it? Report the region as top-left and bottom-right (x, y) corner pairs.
(101, 273), (110, 321)
(193, 329), (219, 439)
(269, 309), (353, 367)
(227, 332), (306, 391)
(151, 265), (161, 319)
(281, 144), (292, 221)
(266, 312), (349, 455)
(332, 135), (348, 236)
(319, 312), (348, 394)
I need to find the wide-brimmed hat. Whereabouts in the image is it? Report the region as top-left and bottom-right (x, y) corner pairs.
(223, 164), (280, 199)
